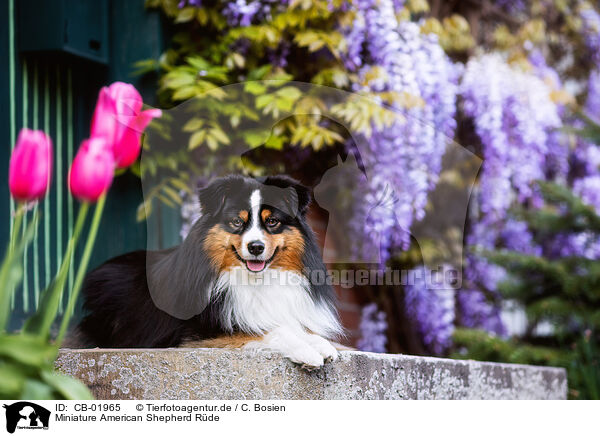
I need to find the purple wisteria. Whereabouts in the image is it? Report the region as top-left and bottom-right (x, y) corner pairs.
(357, 303), (388, 353)
(580, 3), (600, 65)
(457, 289), (506, 336)
(404, 266), (455, 354)
(343, 1), (459, 263)
(178, 0), (202, 8)
(460, 54), (561, 302)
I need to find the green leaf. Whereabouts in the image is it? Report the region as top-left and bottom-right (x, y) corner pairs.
(41, 370), (94, 400)
(162, 186), (183, 205)
(206, 135), (219, 151)
(0, 361), (26, 397)
(276, 86), (302, 102)
(183, 118), (204, 132)
(245, 81), (267, 95)
(169, 178), (192, 193)
(247, 65), (272, 80)
(172, 86), (199, 101)
(256, 94), (274, 109)
(175, 7), (196, 23)
(243, 130), (270, 148)
(210, 126), (231, 145)
(22, 379), (55, 400)
(0, 334), (58, 367)
(137, 200), (151, 222)
(188, 130), (207, 150)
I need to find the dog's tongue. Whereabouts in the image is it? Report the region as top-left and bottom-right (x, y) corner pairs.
(246, 260), (266, 272)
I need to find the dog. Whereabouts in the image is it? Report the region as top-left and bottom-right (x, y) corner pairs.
(74, 175), (344, 368)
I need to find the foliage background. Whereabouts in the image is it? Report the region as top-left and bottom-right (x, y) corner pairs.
(133, 0), (600, 398)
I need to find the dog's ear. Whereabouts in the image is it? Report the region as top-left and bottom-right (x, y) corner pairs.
(262, 175), (311, 216)
(197, 176), (240, 216)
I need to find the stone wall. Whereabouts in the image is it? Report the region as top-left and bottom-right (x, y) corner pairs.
(56, 349), (567, 400)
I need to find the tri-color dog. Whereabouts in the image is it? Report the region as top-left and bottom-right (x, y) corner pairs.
(75, 175), (343, 368)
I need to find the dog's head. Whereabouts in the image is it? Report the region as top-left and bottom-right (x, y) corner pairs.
(196, 175), (311, 274)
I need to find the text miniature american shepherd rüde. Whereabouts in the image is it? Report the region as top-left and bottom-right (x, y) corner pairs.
(74, 175), (344, 368)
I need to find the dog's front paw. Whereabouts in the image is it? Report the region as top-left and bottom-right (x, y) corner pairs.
(305, 334), (338, 363)
(286, 345), (325, 369)
(243, 327), (340, 370)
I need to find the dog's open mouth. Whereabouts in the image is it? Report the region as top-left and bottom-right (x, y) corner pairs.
(232, 246), (279, 272)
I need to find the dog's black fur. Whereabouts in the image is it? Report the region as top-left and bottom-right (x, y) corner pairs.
(76, 175), (338, 348)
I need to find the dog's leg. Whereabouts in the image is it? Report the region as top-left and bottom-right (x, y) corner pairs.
(243, 326), (327, 369)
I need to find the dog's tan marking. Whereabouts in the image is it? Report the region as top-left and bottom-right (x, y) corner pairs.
(181, 333), (259, 348)
(239, 210), (249, 222)
(203, 225), (242, 270)
(260, 209), (272, 221)
(269, 227), (305, 272)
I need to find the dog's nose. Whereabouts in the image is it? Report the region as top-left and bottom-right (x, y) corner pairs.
(247, 241), (265, 256)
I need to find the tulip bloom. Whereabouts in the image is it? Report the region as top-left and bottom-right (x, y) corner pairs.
(9, 128), (53, 202)
(91, 82), (162, 168)
(69, 137), (115, 202)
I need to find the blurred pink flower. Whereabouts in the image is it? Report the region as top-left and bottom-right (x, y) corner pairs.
(68, 137), (115, 202)
(91, 82), (162, 168)
(9, 128), (53, 202)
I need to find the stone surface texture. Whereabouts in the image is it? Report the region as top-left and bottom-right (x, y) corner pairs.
(55, 349), (567, 400)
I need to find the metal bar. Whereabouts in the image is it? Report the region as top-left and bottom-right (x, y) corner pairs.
(44, 68), (51, 290)
(22, 59), (29, 312)
(32, 60), (40, 309)
(8, 0), (15, 309)
(67, 67), (74, 296)
(56, 65), (63, 313)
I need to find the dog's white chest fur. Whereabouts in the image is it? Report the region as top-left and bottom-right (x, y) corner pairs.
(214, 267), (341, 339)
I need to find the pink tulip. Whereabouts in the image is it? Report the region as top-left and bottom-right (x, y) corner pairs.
(9, 128), (53, 202)
(68, 137), (115, 202)
(91, 82), (162, 168)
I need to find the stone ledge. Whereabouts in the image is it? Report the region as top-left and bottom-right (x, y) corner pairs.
(55, 349), (567, 400)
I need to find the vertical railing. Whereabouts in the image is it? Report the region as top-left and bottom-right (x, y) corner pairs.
(4, 0), (171, 330)
(9, 59), (76, 315)
(7, 23), (76, 320)
(7, 0), (16, 310)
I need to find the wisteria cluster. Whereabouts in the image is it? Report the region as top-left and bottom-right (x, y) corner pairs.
(587, 69), (600, 120)
(461, 54), (561, 221)
(457, 289), (506, 336)
(459, 54), (561, 322)
(343, 0), (459, 263)
(403, 266), (455, 354)
(356, 303), (388, 353)
(580, 2), (600, 65)
(178, 0), (202, 8)
(180, 0), (283, 27)
(459, 45), (600, 337)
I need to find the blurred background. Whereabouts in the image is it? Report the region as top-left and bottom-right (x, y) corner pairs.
(1, 0), (599, 399)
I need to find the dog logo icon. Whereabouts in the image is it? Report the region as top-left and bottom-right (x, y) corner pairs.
(3, 402), (50, 433)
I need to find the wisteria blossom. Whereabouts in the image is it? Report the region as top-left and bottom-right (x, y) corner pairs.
(580, 3), (600, 65)
(404, 266), (456, 354)
(457, 289), (506, 336)
(357, 303), (388, 353)
(343, 1), (459, 263)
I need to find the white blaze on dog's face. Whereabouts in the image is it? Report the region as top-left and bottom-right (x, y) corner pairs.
(201, 176), (308, 275)
(240, 190), (267, 270)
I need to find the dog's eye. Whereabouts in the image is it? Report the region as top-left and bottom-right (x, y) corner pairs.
(265, 217), (279, 228)
(230, 218), (244, 228)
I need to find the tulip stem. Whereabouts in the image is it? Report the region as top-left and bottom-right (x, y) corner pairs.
(9, 203), (25, 254)
(22, 202), (88, 339)
(56, 194), (106, 345)
(0, 205), (37, 332)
